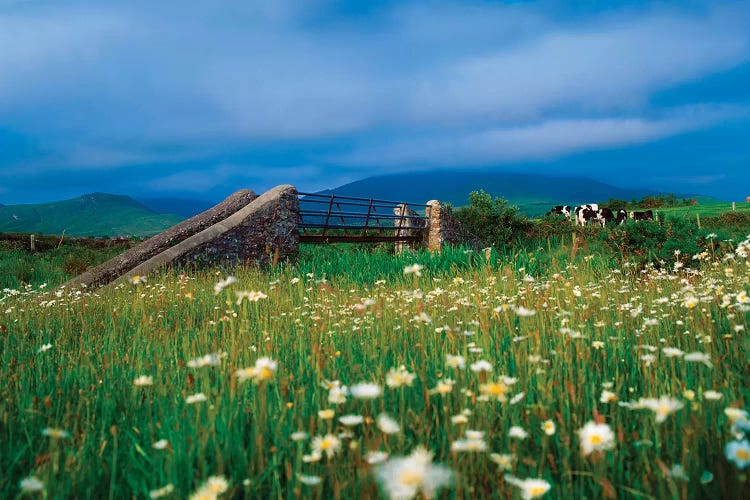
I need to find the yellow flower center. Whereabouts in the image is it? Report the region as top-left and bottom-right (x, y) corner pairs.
(736, 449), (750, 460)
(320, 439), (332, 450)
(259, 367), (273, 380)
(590, 435), (603, 445)
(398, 469), (423, 487)
(486, 384), (506, 395)
(530, 486), (547, 496)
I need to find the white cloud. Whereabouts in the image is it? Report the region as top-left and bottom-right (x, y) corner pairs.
(337, 105), (749, 167)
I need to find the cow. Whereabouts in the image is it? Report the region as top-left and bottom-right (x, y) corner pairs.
(546, 205), (572, 218)
(615, 209), (628, 225)
(629, 210), (654, 221)
(594, 208), (615, 227)
(574, 204), (599, 226)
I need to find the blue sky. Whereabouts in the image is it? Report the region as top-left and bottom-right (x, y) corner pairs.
(1, 0), (749, 204)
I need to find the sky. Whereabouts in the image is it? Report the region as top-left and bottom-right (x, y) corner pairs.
(0, 0), (749, 204)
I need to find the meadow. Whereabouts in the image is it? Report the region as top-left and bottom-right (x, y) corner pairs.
(1, 223), (749, 499)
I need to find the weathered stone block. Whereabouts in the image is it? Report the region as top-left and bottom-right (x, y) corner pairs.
(67, 189), (257, 288)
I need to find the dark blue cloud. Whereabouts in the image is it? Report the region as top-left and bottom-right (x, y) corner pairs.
(0, 0), (749, 204)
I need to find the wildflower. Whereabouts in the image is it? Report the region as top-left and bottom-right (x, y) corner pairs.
(446, 354), (465, 369)
(413, 311), (432, 323)
(668, 464), (689, 481)
(509, 426), (528, 440)
(149, 484), (175, 499)
(600, 390), (617, 403)
(312, 434), (342, 459)
(186, 393), (207, 404)
(504, 475), (551, 499)
(683, 352), (713, 368)
(725, 439), (750, 469)
(577, 421), (615, 456)
(704, 390), (723, 401)
(134, 375), (154, 387)
(700, 471), (714, 484)
(130, 275), (146, 284)
(318, 409), (335, 420)
(724, 408), (749, 422)
(479, 380), (511, 402)
(490, 453), (516, 471)
(235, 290), (268, 305)
(297, 474), (322, 486)
(42, 427), (70, 439)
(375, 446), (453, 500)
(662, 347), (684, 357)
(350, 383), (382, 399)
(451, 414), (469, 425)
(152, 439), (169, 450)
(327, 384), (348, 405)
(19, 476), (44, 493)
(637, 397), (684, 424)
(470, 360), (493, 373)
(542, 420), (556, 436)
(303, 452), (322, 463)
(515, 306), (536, 317)
(339, 414), (364, 427)
(591, 341), (605, 349)
(366, 450), (389, 465)
(213, 276), (237, 294)
(38, 343), (52, 353)
(430, 379), (455, 395)
(683, 389), (696, 401)
(403, 264), (424, 276)
(386, 366), (416, 388)
(682, 296), (698, 308)
(187, 353), (223, 369)
(291, 431), (309, 442)
(235, 357), (278, 383)
(510, 392), (526, 405)
(451, 432), (488, 452)
(377, 413), (401, 434)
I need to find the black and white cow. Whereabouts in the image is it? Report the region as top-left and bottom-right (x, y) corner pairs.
(546, 205), (572, 218)
(594, 208), (615, 227)
(574, 204), (599, 226)
(615, 209), (628, 225)
(629, 210), (654, 221)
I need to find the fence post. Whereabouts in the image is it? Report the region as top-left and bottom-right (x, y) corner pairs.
(696, 213), (701, 229)
(732, 201), (736, 211)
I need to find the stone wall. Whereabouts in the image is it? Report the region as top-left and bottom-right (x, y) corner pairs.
(67, 189), (257, 288)
(426, 200), (486, 251)
(113, 185), (299, 285)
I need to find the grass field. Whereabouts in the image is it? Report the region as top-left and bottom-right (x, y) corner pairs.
(657, 202), (750, 219)
(1, 229), (749, 498)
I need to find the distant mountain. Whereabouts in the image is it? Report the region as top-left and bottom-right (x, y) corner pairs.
(0, 193), (183, 237)
(138, 197), (215, 218)
(319, 171), (715, 216)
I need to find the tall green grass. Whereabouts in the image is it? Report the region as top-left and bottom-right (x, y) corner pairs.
(1, 236), (748, 498)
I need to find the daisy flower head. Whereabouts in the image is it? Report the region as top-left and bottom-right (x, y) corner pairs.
(577, 421), (615, 456)
(350, 382), (382, 400)
(312, 434), (342, 459)
(504, 475), (551, 499)
(403, 264), (424, 276)
(446, 354), (465, 370)
(638, 397), (684, 424)
(725, 439), (750, 469)
(134, 375), (154, 387)
(377, 413), (401, 435)
(42, 427), (70, 440)
(19, 476), (44, 494)
(542, 420), (556, 436)
(375, 446), (453, 500)
(235, 357), (278, 383)
(386, 366), (416, 388)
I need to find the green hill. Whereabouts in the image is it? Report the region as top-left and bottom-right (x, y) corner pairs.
(0, 193), (184, 237)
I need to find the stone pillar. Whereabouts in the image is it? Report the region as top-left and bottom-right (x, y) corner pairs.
(426, 200), (486, 252)
(393, 203), (423, 253)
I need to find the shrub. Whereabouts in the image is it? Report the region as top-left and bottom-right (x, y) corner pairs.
(599, 217), (708, 268)
(453, 190), (531, 248)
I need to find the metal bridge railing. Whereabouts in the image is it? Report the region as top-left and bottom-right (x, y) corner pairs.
(297, 192), (431, 243)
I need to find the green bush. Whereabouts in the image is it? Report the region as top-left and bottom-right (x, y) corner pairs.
(454, 190), (531, 248)
(599, 217), (708, 268)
